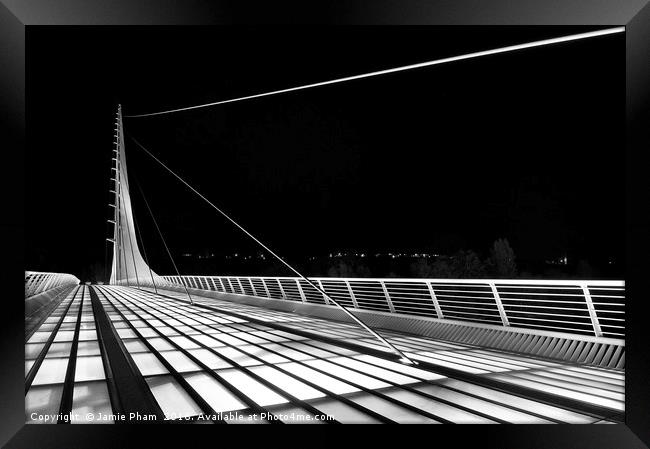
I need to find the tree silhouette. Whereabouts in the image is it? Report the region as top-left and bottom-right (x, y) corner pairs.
(410, 258), (434, 278)
(450, 250), (488, 278)
(489, 238), (517, 278)
(410, 251), (488, 278)
(327, 258), (371, 277)
(576, 259), (596, 278)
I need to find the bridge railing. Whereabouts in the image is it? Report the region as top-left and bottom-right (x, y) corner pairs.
(25, 271), (80, 299)
(158, 275), (624, 339)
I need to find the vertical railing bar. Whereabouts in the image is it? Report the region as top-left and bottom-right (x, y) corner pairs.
(296, 279), (308, 302)
(277, 278), (288, 300)
(262, 278), (272, 299)
(36, 275), (48, 295)
(489, 282), (510, 327)
(45, 275), (54, 294)
(581, 282), (603, 337)
(36, 275), (44, 295)
(36, 274), (45, 295)
(379, 280), (396, 313)
(250, 278), (259, 297)
(317, 280), (329, 305)
(39, 275), (46, 294)
(27, 275), (35, 296)
(345, 280), (359, 309)
(41, 274), (54, 292)
(25, 275), (32, 297)
(245, 278), (254, 296)
(226, 278), (235, 294)
(24, 275), (31, 297)
(426, 281), (444, 319)
(37, 274), (45, 294)
(40, 275), (49, 294)
(214, 277), (224, 292)
(43, 274), (51, 293)
(236, 278), (245, 295)
(37, 274), (46, 295)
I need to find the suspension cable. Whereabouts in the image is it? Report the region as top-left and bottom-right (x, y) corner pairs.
(129, 135), (417, 365)
(124, 27), (623, 118)
(131, 198), (158, 294)
(119, 176), (141, 289)
(134, 178), (193, 305)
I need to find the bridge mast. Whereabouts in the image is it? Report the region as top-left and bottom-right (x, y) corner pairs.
(108, 104), (164, 289)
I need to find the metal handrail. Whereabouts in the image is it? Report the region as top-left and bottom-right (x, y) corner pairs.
(156, 275), (625, 339)
(24, 271), (80, 299)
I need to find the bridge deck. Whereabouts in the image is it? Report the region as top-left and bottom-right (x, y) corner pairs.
(25, 285), (623, 424)
(160, 287), (625, 416)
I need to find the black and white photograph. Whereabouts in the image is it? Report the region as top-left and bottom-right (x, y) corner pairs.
(3, 1), (650, 448)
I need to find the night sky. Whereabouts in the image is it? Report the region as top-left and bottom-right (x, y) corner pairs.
(25, 26), (624, 281)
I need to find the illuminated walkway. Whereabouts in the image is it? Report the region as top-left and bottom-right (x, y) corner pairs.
(25, 285), (623, 424)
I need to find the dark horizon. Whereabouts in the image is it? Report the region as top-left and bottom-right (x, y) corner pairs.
(25, 26), (625, 281)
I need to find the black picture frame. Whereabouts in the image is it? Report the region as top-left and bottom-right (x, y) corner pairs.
(1, 1), (648, 447)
